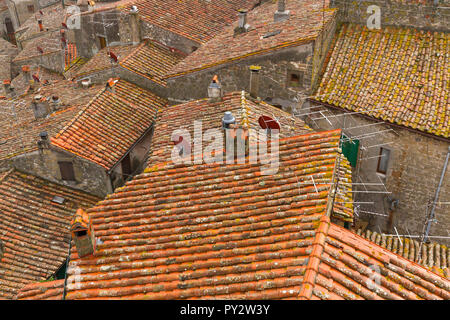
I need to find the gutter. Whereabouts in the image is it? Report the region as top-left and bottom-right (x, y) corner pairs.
(424, 146), (450, 242)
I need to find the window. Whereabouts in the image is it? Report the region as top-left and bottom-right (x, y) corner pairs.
(377, 147), (391, 174)
(58, 161), (75, 181)
(287, 71), (303, 88)
(121, 153), (132, 179)
(27, 5), (35, 13)
(98, 36), (107, 49)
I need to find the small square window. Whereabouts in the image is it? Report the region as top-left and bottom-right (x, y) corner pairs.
(58, 161), (75, 181)
(287, 71), (303, 88)
(377, 147), (391, 174)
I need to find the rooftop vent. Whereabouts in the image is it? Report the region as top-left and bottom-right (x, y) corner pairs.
(81, 78), (91, 88)
(130, 5), (138, 13)
(38, 19), (44, 32)
(234, 9), (249, 36)
(52, 196), (66, 204)
(222, 111), (236, 129)
(208, 75), (222, 102)
(274, 0), (290, 23)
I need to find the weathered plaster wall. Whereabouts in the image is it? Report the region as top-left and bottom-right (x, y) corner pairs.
(13, 49), (64, 73)
(306, 103), (450, 244)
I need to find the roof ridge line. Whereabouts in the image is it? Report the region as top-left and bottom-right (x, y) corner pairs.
(298, 214), (331, 299)
(119, 42), (145, 65)
(0, 168), (14, 185)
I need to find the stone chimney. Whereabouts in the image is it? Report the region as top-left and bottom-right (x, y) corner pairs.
(234, 9), (249, 36)
(274, 0), (290, 23)
(31, 94), (51, 119)
(71, 208), (96, 258)
(38, 19), (44, 32)
(208, 75), (222, 102)
(224, 122), (250, 164)
(3, 80), (11, 95)
(50, 95), (62, 110)
(22, 65), (32, 86)
(76, 0), (89, 12)
(129, 6), (141, 45)
(60, 29), (67, 49)
(249, 65), (261, 99)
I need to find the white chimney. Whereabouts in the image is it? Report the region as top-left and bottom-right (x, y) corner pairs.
(274, 0), (290, 22)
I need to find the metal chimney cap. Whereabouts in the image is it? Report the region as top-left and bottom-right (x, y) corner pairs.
(130, 5), (138, 13)
(222, 111), (236, 125)
(39, 131), (49, 140)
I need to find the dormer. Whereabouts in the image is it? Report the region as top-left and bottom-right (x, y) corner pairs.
(71, 208), (96, 258)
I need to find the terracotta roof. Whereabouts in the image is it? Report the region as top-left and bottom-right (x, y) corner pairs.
(16, 279), (64, 300)
(123, 0), (262, 44)
(13, 32), (61, 62)
(60, 130), (347, 299)
(356, 228), (450, 279)
(0, 80), (103, 160)
(166, 0), (337, 78)
(73, 44), (139, 79)
(298, 218), (450, 300)
(51, 79), (167, 170)
(73, 41), (185, 86)
(120, 41), (186, 86)
(0, 169), (100, 299)
(11, 65), (65, 96)
(15, 3), (65, 42)
(64, 57), (89, 79)
(313, 23), (450, 139)
(147, 91), (313, 165)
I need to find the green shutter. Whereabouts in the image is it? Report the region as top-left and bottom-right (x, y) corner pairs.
(341, 134), (359, 167)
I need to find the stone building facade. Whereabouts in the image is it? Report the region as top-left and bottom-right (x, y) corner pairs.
(305, 104), (450, 244)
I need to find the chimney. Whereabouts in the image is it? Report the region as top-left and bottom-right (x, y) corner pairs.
(249, 65), (261, 99)
(22, 65), (32, 86)
(39, 131), (50, 148)
(31, 94), (51, 119)
(224, 122), (250, 163)
(71, 208), (96, 258)
(38, 19), (44, 32)
(234, 9), (249, 36)
(274, 0), (290, 23)
(129, 6), (141, 45)
(51, 95), (62, 110)
(80, 78), (91, 88)
(60, 29), (67, 49)
(77, 0), (89, 12)
(3, 80), (11, 95)
(208, 75), (222, 102)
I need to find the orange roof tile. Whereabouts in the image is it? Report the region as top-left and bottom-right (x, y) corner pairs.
(300, 219), (450, 300)
(122, 0), (262, 44)
(166, 0), (337, 78)
(313, 23), (450, 139)
(16, 279), (64, 300)
(0, 169), (100, 300)
(51, 79), (167, 170)
(62, 130), (349, 299)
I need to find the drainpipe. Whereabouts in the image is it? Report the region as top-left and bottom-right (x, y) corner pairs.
(424, 146), (450, 242)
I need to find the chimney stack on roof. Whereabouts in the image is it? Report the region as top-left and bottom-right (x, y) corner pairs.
(234, 9), (249, 36)
(208, 75), (223, 102)
(249, 65), (261, 100)
(274, 0), (290, 23)
(77, 0), (89, 12)
(38, 19), (44, 32)
(31, 94), (51, 119)
(71, 208), (96, 258)
(129, 6), (142, 45)
(3, 80), (11, 95)
(22, 65), (32, 86)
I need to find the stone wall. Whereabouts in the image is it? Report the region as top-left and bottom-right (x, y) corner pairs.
(13, 49), (64, 73)
(331, 0), (450, 31)
(166, 42), (315, 112)
(306, 103), (450, 244)
(9, 147), (112, 197)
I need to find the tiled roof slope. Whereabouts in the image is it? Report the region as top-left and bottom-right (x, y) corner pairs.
(64, 130), (346, 299)
(72, 44), (139, 79)
(0, 169), (100, 299)
(13, 32), (61, 62)
(356, 228), (450, 279)
(147, 91), (313, 166)
(73, 41), (185, 86)
(123, 0), (262, 44)
(120, 41), (186, 86)
(313, 23), (450, 139)
(167, 0), (337, 78)
(11, 65), (65, 96)
(0, 80), (102, 161)
(299, 218), (450, 300)
(16, 279), (64, 300)
(15, 3), (65, 42)
(51, 79), (167, 170)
